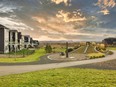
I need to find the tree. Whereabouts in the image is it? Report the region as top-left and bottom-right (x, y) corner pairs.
(45, 44), (52, 53)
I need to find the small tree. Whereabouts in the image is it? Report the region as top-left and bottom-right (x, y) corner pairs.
(66, 42), (69, 58)
(48, 45), (52, 53)
(45, 44), (52, 53)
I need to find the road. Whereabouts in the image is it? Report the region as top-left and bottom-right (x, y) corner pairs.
(0, 51), (116, 76)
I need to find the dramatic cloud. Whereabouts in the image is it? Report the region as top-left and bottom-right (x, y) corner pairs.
(33, 15), (76, 34)
(0, 0), (116, 41)
(98, 9), (110, 15)
(0, 17), (34, 31)
(51, 0), (71, 6)
(95, 0), (116, 15)
(56, 10), (86, 23)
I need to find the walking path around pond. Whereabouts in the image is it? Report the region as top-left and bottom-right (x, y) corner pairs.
(0, 50), (116, 76)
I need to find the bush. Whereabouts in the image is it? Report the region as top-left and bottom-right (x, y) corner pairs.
(66, 48), (74, 53)
(74, 46), (80, 49)
(60, 52), (65, 56)
(107, 51), (113, 55)
(87, 53), (105, 59)
(45, 44), (52, 53)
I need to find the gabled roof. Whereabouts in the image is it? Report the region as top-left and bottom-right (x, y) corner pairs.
(0, 24), (10, 30)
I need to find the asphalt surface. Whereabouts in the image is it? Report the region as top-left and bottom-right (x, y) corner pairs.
(70, 59), (116, 70)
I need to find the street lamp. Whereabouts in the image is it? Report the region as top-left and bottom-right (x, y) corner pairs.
(66, 42), (69, 58)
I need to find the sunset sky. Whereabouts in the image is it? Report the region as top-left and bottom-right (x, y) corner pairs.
(0, 0), (116, 41)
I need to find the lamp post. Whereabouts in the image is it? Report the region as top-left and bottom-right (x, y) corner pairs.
(66, 42), (69, 58)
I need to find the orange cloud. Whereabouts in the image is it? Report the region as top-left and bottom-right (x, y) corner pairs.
(51, 0), (71, 6)
(98, 9), (110, 15)
(95, 0), (116, 15)
(56, 10), (86, 23)
(33, 15), (76, 34)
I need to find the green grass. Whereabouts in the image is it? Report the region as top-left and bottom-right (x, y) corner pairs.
(52, 47), (66, 53)
(0, 68), (116, 87)
(86, 45), (97, 54)
(108, 47), (116, 50)
(72, 45), (97, 54)
(73, 46), (86, 54)
(9, 49), (34, 55)
(0, 48), (46, 63)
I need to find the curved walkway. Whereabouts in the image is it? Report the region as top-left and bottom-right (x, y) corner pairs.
(0, 51), (116, 76)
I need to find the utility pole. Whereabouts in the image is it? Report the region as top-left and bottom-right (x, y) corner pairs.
(66, 42), (69, 58)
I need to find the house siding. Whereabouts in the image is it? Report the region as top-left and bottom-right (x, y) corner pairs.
(4, 29), (9, 53)
(0, 29), (4, 53)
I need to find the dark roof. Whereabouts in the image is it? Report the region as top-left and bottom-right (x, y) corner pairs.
(23, 35), (30, 38)
(0, 24), (10, 30)
(33, 40), (39, 43)
(103, 37), (116, 44)
(10, 30), (18, 32)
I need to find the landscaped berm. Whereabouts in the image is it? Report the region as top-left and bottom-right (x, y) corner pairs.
(47, 43), (112, 61)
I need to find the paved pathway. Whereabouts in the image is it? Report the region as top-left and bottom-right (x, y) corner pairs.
(0, 51), (116, 76)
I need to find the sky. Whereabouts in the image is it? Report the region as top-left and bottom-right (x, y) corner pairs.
(0, 0), (116, 41)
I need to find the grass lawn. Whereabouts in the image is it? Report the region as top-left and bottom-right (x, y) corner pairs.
(9, 49), (34, 55)
(108, 47), (116, 50)
(0, 48), (46, 63)
(52, 47), (66, 53)
(0, 68), (116, 87)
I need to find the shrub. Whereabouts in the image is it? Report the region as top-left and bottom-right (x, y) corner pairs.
(74, 46), (80, 49)
(107, 51), (113, 55)
(45, 44), (52, 53)
(67, 48), (74, 53)
(60, 52), (65, 56)
(87, 53), (105, 59)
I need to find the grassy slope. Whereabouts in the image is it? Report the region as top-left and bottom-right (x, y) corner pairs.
(52, 48), (66, 53)
(0, 68), (116, 87)
(0, 48), (46, 63)
(86, 45), (97, 54)
(73, 46), (86, 54)
(73, 45), (97, 54)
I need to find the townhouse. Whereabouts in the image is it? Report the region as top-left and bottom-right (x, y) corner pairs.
(22, 35), (31, 48)
(32, 40), (39, 48)
(0, 25), (10, 53)
(9, 30), (19, 52)
(0, 24), (39, 53)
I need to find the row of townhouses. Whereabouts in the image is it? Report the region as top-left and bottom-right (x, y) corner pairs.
(0, 24), (39, 53)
